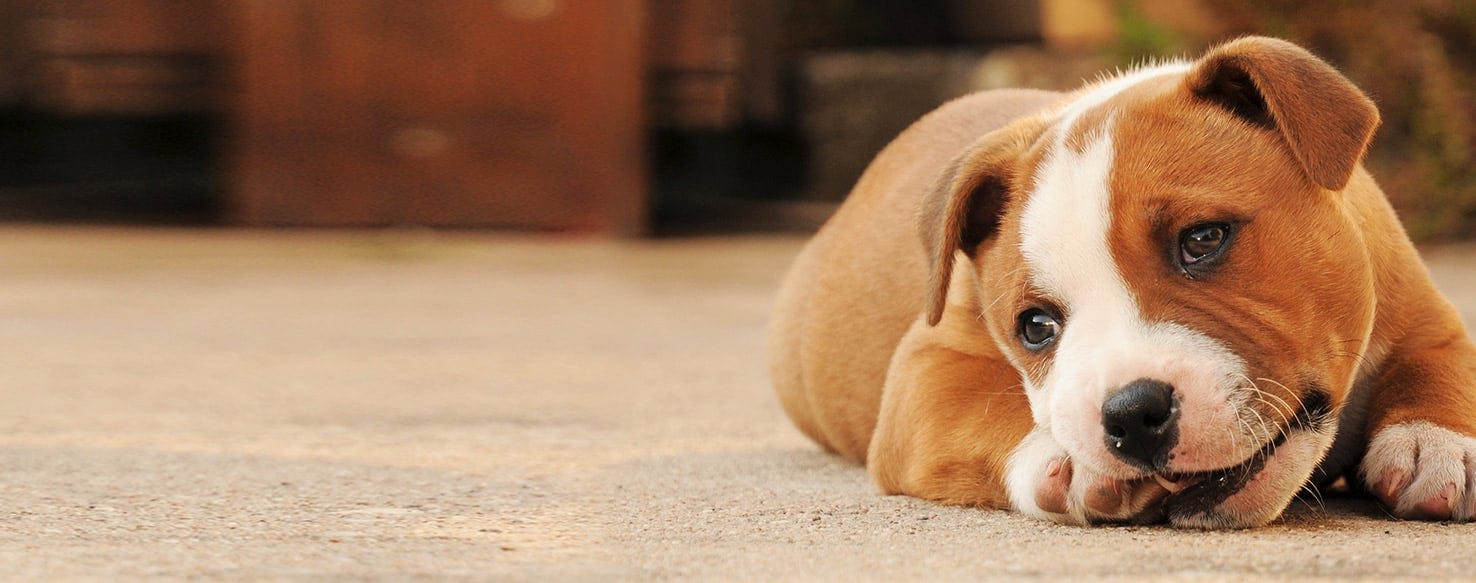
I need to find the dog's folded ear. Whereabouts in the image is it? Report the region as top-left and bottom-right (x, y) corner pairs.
(918, 131), (1024, 326)
(1187, 36), (1380, 191)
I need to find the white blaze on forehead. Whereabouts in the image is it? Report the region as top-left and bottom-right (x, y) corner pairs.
(1021, 62), (1189, 302)
(1054, 62), (1190, 143)
(1021, 128), (1120, 304)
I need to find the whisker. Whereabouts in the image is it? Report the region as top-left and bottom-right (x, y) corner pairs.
(976, 383), (1030, 397)
(1226, 379), (1262, 454)
(1230, 399), (1258, 455)
(1235, 374), (1285, 435)
(1241, 395), (1275, 442)
(983, 266), (1032, 312)
(1251, 394), (1293, 430)
(1256, 377), (1305, 415)
(1304, 480), (1327, 513)
(1255, 391), (1298, 429)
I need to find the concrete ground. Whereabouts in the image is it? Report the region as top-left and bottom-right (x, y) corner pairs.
(2, 227), (1476, 580)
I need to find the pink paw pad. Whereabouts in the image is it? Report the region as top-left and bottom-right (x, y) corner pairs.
(1407, 484), (1458, 519)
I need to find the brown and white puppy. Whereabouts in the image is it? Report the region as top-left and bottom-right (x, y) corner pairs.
(768, 37), (1476, 528)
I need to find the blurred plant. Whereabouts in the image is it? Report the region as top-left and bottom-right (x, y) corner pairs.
(1130, 0), (1476, 240)
(1113, 1), (1184, 64)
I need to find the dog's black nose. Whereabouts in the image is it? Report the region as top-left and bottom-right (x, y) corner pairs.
(1102, 379), (1179, 470)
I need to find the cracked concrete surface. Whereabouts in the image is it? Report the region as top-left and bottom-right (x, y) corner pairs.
(1, 227), (1474, 579)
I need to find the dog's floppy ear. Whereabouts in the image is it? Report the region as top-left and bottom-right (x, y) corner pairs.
(1187, 36), (1379, 191)
(918, 132), (1022, 326)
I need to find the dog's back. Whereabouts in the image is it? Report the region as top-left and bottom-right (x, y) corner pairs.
(768, 89), (1062, 461)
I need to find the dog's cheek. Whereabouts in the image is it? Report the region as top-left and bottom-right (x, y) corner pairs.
(1025, 383), (1051, 426)
(1009, 345), (1057, 427)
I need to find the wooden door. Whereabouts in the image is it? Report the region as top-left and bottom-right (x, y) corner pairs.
(228, 1), (648, 233)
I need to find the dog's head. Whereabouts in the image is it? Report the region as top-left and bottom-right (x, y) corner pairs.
(920, 37), (1381, 528)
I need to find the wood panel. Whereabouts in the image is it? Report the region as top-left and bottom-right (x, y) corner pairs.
(228, 0), (648, 232)
(650, 0), (742, 129)
(0, 2), (23, 104)
(29, 0), (226, 55)
(23, 0), (226, 114)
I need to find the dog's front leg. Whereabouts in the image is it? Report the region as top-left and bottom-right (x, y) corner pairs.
(1359, 327), (1476, 521)
(866, 316), (1169, 524)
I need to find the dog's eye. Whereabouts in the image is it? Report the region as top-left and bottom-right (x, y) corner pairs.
(1180, 223), (1230, 264)
(1018, 308), (1060, 351)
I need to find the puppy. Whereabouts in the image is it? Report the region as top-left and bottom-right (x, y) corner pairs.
(768, 37), (1476, 528)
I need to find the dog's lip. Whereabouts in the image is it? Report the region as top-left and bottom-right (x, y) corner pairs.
(1158, 427), (1291, 516)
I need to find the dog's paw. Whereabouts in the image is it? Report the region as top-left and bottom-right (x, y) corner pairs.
(1007, 428), (1170, 525)
(1360, 422), (1476, 521)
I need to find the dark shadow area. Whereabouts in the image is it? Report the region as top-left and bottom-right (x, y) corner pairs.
(651, 126), (834, 237)
(0, 107), (220, 224)
(646, 1), (1042, 237)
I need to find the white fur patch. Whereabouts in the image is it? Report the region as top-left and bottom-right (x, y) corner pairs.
(1361, 421), (1476, 520)
(1016, 71), (1251, 478)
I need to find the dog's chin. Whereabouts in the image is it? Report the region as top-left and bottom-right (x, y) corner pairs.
(1157, 428), (1335, 528)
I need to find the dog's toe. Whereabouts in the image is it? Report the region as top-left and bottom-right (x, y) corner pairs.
(1361, 422), (1476, 521)
(1067, 468), (1168, 523)
(1033, 457), (1072, 515)
(1370, 466), (1411, 506)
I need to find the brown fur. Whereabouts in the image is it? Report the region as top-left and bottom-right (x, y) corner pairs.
(768, 89), (1063, 464)
(769, 36), (1476, 516)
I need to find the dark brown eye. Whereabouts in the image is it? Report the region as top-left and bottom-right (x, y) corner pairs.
(1018, 308), (1061, 351)
(1180, 223), (1229, 264)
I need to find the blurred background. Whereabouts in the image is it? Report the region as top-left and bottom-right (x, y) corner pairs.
(0, 0), (1472, 239)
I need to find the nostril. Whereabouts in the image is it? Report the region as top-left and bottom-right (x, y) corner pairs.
(1142, 411), (1169, 431)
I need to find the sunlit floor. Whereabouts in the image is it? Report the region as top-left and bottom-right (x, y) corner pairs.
(1, 227), (1474, 578)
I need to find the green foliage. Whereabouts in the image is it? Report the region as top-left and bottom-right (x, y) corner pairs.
(1112, 1), (1184, 65)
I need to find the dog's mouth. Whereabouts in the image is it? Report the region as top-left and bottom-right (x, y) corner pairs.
(1153, 428), (1287, 517)
(1153, 386), (1334, 520)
